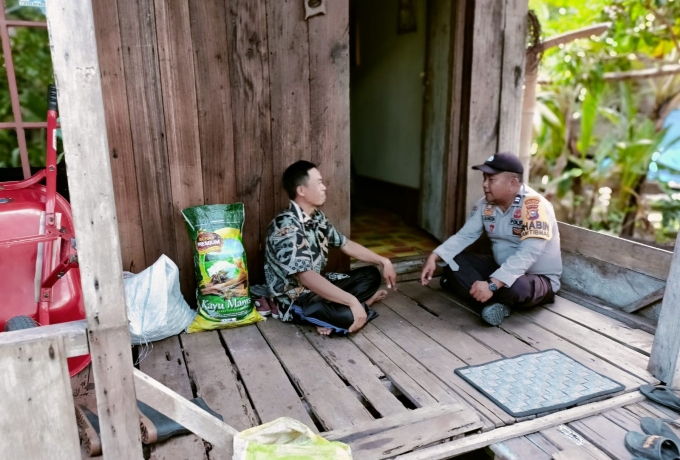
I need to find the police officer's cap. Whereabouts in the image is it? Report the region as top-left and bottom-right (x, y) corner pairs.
(472, 152), (524, 175)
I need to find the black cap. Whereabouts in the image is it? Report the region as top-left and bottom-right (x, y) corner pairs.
(472, 152), (524, 175)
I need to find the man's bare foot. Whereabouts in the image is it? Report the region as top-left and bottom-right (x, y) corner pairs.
(366, 289), (388, 307)
(317, 326), (333, 335)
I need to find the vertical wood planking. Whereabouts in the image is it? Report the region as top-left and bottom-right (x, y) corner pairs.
(189, 0), (237, 207)
(154, 0), (205, 298)
(227, 0), (273, 282)
(266, 0), (312, 212)
(46, 0), (143, 454)
(116, 0), (178, 266)
(446, 0), (469, 235)
(464, 0), (505, 215)
(92, 0), (146, 273)
(307, 0), (351, 271)
(419, 0), (452, 241)
(497, 0), (528, 155)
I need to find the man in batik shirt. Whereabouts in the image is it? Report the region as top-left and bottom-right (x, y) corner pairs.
(265, 161), (397, 335)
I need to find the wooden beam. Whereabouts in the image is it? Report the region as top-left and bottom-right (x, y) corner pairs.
(559, 222), (672, 280)
(266, 0), (312, 212)
(420, 0), (454, 240)
(558, 289), (657, 335)
(445, 0), (468, 236)
(91, 0), (146, 273)
(603, 64), (680, 82)
(116, 0), (179, 268)
(308, 0), (350, 272)
(649, 241), (680, 386)
(621, 287), (665, 314)
(154, 0), (205, 299)
(0, 319), (88, 358)
(227, 0), (273, 284)
(497, 0), (528, 155)
(324, 403), (466, 442)
(538, 23), (611, 52)
(464, 0), (505, 216)
(0, 337), (81, 460)
(395, 392), (645, 460)
(45, 0), (143, 457)
(133, 369), (238, 453)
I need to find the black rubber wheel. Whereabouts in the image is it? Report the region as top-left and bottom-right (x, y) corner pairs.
(4, 315), (38, 332)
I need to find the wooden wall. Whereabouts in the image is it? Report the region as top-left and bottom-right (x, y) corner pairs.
(419, 0), (528, 239)
(90, 0), (350, 294)
(461, 0), (528, 221)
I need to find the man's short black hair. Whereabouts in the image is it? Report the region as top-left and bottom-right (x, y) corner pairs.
(282, 160), (317, 199)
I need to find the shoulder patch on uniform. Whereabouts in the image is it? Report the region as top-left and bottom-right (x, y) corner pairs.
(513, 194), (522, 206)
(469, 205), (478, 218)
(520, 197), (552, 241)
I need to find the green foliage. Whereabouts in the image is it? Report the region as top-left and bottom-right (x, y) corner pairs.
(650, 188), (680, 242)
(0, 2), (52, 168)
(529, 0), (680, 240)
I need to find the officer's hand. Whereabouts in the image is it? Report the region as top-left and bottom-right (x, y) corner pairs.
(421, 253), (440, 285)
(470, 280), (493, 303)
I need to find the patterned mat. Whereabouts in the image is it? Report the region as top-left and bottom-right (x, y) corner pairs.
(454, 349), (625, 417)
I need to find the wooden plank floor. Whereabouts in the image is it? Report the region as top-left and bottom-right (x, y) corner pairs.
(71, 277), (663, 459)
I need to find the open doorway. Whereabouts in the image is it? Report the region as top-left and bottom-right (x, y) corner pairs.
(349, 0), (440, 260)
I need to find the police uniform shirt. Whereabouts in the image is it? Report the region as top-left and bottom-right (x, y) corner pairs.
(434, 185), (562, 292)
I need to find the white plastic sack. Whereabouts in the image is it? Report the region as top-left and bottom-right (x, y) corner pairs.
(124, 255), (196, 345)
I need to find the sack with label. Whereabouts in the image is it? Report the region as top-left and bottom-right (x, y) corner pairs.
(182, 203), (262, 332)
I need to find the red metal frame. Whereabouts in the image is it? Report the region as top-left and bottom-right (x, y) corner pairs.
(0, 7), (48, 179)
(0, 84), (78, 324)
(0, 10), (89, 376)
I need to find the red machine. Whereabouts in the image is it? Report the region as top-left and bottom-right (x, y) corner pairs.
(0, 85), (90, 376)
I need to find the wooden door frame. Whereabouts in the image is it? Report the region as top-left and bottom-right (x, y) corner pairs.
(420, 0), (527, 239)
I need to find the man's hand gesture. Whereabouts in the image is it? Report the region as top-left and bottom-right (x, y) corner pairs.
(421, 252), (441, 285)
(382, 258), (397, 290)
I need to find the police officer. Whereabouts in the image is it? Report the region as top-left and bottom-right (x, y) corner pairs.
(420, 152), (562, 326)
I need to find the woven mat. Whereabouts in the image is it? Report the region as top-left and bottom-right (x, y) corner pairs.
(454, 349), (625, 417)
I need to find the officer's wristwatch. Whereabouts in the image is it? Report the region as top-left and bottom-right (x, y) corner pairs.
(488, 280), (498, 292)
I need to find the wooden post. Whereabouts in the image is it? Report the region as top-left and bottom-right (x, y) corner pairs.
(464, 0), (505, 216)
(45, 0), (143, 457)
(0, 337), (82, 460)
(497, 0), (528, 156)
(649, 242), (680, 386)
(419, 0), (454, 241)
(463, 0), (528, 216)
